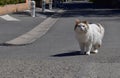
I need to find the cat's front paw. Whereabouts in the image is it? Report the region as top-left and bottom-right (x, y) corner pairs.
(92, 49), (98, 54)
(86, 52), (90, 55)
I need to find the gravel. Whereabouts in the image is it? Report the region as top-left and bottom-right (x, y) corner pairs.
(0, 59), (83, 78)
(0, 58), (120, 78)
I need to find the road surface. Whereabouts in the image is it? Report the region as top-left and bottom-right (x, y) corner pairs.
(0, 3), (120, 78)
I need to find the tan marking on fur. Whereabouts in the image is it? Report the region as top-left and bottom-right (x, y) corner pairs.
(82, 21), (88, 24)
(96, 23), (103, 34)
(75, 19), (80, 25)
(74, 19), (80, 30)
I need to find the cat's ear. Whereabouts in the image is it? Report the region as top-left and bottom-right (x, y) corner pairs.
(82, 21), (88, 24)
(75, 19), (80, 25)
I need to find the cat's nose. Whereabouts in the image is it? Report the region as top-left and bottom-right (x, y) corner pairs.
(79, 26), (83, 30)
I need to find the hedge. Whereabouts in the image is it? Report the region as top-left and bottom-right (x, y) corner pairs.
(89, 0), (120, 8)
(0, 0), (26, 6)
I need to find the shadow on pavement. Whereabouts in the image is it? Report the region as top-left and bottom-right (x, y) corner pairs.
(59, 1), (120, 10)
(11, 2), (120, 18)
(51, 51), (86, 57)
(54, 2), (120, 18)
(36, 11), (55, 17)
(12, 11), (31, 17)
(60, 9), (120, 18)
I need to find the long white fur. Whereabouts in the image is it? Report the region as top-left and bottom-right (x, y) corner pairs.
(75, 21), (104, 55)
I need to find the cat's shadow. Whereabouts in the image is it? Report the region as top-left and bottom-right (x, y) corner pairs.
(51, 51), (86, 57)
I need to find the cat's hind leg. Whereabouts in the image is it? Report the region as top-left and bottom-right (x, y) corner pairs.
(92, 44), (101, 54)
(79, 43), (85, 54)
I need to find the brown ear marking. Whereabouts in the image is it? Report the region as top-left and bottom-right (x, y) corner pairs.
(82, 21), (89, 28)
(74, 19), (80, 30)
(82, 21), (88, 24)
(75, 19), (80, 25)
(74, 24), (77, 30)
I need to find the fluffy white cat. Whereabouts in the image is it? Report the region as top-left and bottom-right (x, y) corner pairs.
(74, 19), (105, 55)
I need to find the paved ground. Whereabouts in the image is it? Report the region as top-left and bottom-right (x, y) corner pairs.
(0, 13), (44, 43)
(0, 3), (120, 78)
(0, 8), (57, 44)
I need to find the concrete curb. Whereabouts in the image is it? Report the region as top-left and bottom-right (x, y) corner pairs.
(3, 10), (64, 46)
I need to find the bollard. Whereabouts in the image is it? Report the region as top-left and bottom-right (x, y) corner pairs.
(49, 2), (52, 10)
(31, 1), (36, 17)
(42, 0), (46, 12)
(49, 0), (52, 10)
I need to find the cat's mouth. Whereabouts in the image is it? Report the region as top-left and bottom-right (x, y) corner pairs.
(78, 27), (87, 32)
(80, 27), (84, 31)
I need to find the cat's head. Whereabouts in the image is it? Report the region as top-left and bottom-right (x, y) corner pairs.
(74, 19), (89, 33)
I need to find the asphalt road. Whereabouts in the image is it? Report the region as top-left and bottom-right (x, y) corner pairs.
(0, 13), (45, 43)
(0, 4), (120, 78)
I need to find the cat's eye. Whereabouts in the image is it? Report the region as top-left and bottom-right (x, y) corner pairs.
(81, 25), (85, 27)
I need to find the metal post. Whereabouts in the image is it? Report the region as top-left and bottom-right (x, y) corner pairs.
(31, 1), (36, 17)
(49, 0), (52, 10)
(42, 0), (46, 12)
(66, 0), (67, 2)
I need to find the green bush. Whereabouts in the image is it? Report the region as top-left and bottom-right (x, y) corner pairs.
(0, 0), (26, 6)
(19, 0), (26, 3)
(0, 0), (5, 6)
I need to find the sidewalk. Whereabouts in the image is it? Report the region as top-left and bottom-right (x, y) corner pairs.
(0, 8), (60, 45)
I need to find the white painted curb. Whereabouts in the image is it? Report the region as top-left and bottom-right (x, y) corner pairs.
(0, 14), (20, 21)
